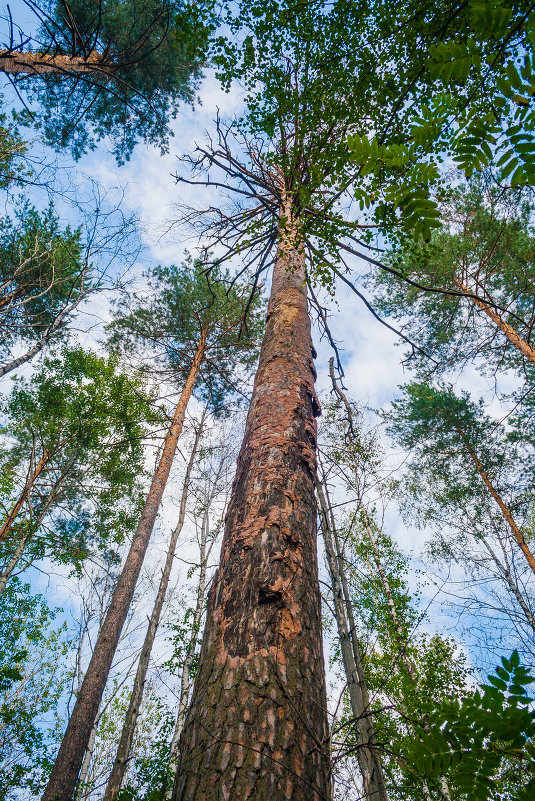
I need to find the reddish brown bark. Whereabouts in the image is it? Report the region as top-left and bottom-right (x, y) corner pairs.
(0, 448), (48, 544)
(0, 49), (108, 76)
(454, 278), (535, 368)
(41, 334), (206, 801)
(173, 203), (331, 801)
(462, 437), (535, 577)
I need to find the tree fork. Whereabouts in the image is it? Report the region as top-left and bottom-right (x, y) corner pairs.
(41, 333), (206, 801)
(173, 201), (331, 801)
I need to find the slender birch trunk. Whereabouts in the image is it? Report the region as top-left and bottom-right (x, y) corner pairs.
(102, 420), (204, 801)
(42, 333), (206, 801)
(75, 721), (98, 801)
(173, 200), (331, 801)
(316, 477), (389, 801)
(165, 502), (210, 798)
(0, 291), (87, 378)
(0, 449), (48, 544)
(0, 529), (31, 592)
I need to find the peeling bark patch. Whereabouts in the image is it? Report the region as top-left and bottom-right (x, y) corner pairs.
(258, 588), (284, 605)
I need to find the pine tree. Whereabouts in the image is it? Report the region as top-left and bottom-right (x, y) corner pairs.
(0, 0), (213, 161)
(42, 259), (262, 801)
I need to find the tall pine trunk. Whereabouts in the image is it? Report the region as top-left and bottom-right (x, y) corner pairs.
(173, 200), (331, 801)
(102, 421), (203, 801)
(316, 477), (389, 801)
(41, 333), (206, 801)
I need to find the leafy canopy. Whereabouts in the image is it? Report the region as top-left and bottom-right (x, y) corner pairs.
(0, 346), (160, 568)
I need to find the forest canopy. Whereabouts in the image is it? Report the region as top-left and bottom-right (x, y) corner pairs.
(0, 2), (534, 800)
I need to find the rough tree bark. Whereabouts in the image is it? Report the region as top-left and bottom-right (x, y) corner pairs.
(0, 50), (108, 76)
(316, 477), (388, 801)
(41, 332), (206, 801)
(102, 420), (204, 801)
(172, 199), (331, 801)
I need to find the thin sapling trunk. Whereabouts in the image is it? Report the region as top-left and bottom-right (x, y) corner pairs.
(102, 419), (204, 801)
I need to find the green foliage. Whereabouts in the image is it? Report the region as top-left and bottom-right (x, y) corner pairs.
(109, 256), (264, 413)
(0, 346), (160, 572)
(25, 0), (214, 161)
(0, 203), (85, 359)
(0, 580), (71, 797)
(369, 177), (535, 378)
(406, 652), (535, 800)
(345, 1), (535, 239)
(0, 110), (28, 189)
(385, 382), (531, 525)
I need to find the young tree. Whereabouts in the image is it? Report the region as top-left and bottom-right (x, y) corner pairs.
(387, 383), (535, 578)
(102, 416), (205, 801)
(370, 179), (535, 377)
(0, 346), (155, 584)
(316, 474), (389, 801)
(318, 387), (457, 801)
(165, 414), (237, 795)
(42, 259), (263, 801)
(0, 0), (213, 161)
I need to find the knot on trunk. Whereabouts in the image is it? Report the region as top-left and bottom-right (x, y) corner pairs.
(257, 587), (284, 606)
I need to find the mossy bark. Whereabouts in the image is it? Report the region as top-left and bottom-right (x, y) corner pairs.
(173, 204), (331, 801)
